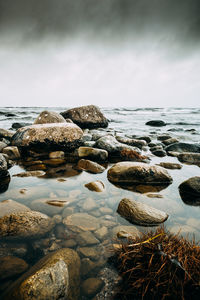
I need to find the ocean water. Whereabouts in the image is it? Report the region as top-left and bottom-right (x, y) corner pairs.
(0, 107), (200, 299)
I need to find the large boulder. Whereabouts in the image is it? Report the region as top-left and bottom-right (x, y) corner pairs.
(117, 198), (168, 226)
(11, 123), (83, 155)
(34, 110), (66, 125)
(2, 248), (81, 300)
(61, 105), (108, 129)
(165, 142), (200, 154)
(107, 162), (172, 185)
(0, 211), (54, 239)
(179, 176), (200, 205)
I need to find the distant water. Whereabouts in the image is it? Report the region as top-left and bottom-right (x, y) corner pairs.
(1, 107), (200, 142)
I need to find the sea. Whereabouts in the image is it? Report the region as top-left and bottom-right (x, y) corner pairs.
(0, 106), (200, 299)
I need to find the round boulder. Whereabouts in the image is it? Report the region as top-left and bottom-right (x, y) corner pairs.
(145, 120), (166, 127)
(179, 176), (200, 205)
(34, 110), (66, 125)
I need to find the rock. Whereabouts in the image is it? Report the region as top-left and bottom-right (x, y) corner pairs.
(77, 159), (105, 173)
(82, 133), (93, 142)
(34, 110), (66, 124)
(151, 149), (167, 157)
(94, 226), (108, 240)
(63, 213), (100, 232)
(165, 142), (200, 154)
(49, 151), (65, 159)
(157, 135), (171, 141)
(96, 135), (140, 155)
(81, 278), (104, 298)
(83, 141), (96, 147)
(89, 129), (110, 141)
(0, 211), (54, 239)
(85, 181), (105, 192)
(178, 152), (200, 165)
(162, 138), (179, 146)
(107, 162), (172, 185)
(0, 242), (28, 258)
(30, 198), (70, 216)
(0, 128), (15, 140)
(146, 120), (166, 127)
(112, 225), (140, 239)
(11, 123), (83, 154)
(43, 158), (66, 166)
(0, 199), (31, 218)
(136, 136), (151, 143)
(3, 146), (20, 159)
(12, 122), (31, 129)
(78, 147), (108, 161)
(2, 248), (80, 300)
(0, 153), (8, 177)
(0, 141), (7, 152)
(78, 246), (101, 260)
(81, 258), (96, 276)
(76, 231), (100, 246)
(116, 136), (147, 149)
(13, 170), (45, 177)
(179, 176), (200, 205)
(157, 162), (182, 169)
(117, 198), (168, 226)
(82, 198), (98, 211)
(61, 105), (108, 129)
(0, 256), (28, 280)
(99, 207), (113, 215)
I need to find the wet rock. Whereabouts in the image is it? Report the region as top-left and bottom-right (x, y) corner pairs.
(34, 110), (66, 124)
(136, 136), (151, 143)
(2, 248), (80, 300)
(112, 225), (140, 239)
(151, 149), (166, 157)
(82, 198), (98, 211)
(13, 170), (45, 177)
(96, 135), (140, 155)
(82, 133), (93, 142)
(99, 207), (113, 215)
(77, 159), (105, 173)
(146, 120), (166, 127)
(0, 128), (15, 140)
(0, 141), (7, 152)
(30, 198), (71, 216)
(116, 136), (147, 149)
(0, 153), (8, 177)
(49, 151), (65, 159)
(78, 246), (101, 260)
(12, 122), (31, 130)
(63, 213), (100, 232)
(81, 278), (104, 298)
(157, 162), (182, 169)
(83, 141), (96, 147)
(61, 239), (77, 248)
(61, 105), (108, 129)
(179, 176), (200, 205)
(85, 181), (105, 192)
(0, 256), (28, 280)
(3, 146), (20, 160)
(0, 199), (31, 218)
(178, 152), (200, 165)
(89, 129), (111, 141)
(43, 158), (66, 166)
(117, 198), (168, 226)
(81, 258), (96, 276)
(11, 123), (83, 154)
(94, 226), (108, 240)
(78, 146), (108, 161)
(146, 193), (163, 198)
(0, 211), (54, 239)
(157, 134), (171, 141)
(0, 242), (28, 258)
(76, 231), (100, 246)
(162, 138), (179, 146)
(165, 142), (200, 154)
(108, 162), (172, 185)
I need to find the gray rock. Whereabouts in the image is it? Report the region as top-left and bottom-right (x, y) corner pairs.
(2, 248), (80, 300)
(12, 122), (31, 129)
(34, 110), (66, 124)
(78, 146), (108, 161)
(178, 152), (200, 165)
(146, 120), (166, 127)
(0, 199), (31, 218)
(117, 198), (168, 226)
(157, 134), (171, 141)
(179, 176), (200, 205)
(61, 105), (108, 129)
(107, 162), (172, 185)
(76, 231), (100, 246)
(77, 159), (105, 173)
(0, 256), (28, 280)
(81, 278), (104, 298)
(0, 153), (8, 177)
(30, 198), (69, 216)
(112, 225), (140, 239)
(116, 136), (147, 149)
(151, 149), (167, 157)
(165, 142), (200, 154)
(11, 123), (83, 154)
(94, 226), (108, 240)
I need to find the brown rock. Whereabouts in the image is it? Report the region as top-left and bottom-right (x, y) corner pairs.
(85, 181), (105, 192)
(77, 159), (105, 173)
(34, 110), (66, 124)
(63, 213), (100, 232)
(0, 199), (31, 218)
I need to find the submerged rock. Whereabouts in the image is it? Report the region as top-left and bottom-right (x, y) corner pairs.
(12, 122), (31, 130)
(81, 277), (104, 298)
(63, 213), (100, 232)
(165, 142), (200, 154)
(112, 225), (140, 239)
(3, 146), (20, 160)
(11, 123), (83, 154)
(179, 176), (200, 205)
(146, 120), (166, 127)
(77, 159), (105, 173)
(13, 170), (45, 177)
(0, 199), (31, 218)
(0, 256), (28, 281)
(0, 211), (54, 239)
(117, 198), (168, 226)
(85, 181), (105, 192)
(107, 162), (172, 185)
(34, 110), (66, 124)
(2, 248), (80, 300)
(61, 105), (108, 129)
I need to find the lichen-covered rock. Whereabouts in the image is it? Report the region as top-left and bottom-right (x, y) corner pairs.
(61, 105), (108, 129)
(34, 110), (66, 125)
(117, 198), (168, 226)
(78, 147), (108, 161)
(11, 123), (83, 154)
(2, 248), (80, 300)
(77, 159), (105, 173)
(107, 162), (172, 185)
(0, 211), (54, 239)
(179, 176), (200, 205)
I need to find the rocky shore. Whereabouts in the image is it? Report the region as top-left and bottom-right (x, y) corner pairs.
(0, 105), (200, 299)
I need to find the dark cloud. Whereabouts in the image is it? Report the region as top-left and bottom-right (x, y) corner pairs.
(0, 0), (200, 46)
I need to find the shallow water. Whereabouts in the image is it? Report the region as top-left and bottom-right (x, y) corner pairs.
(0, 107), (200, 299)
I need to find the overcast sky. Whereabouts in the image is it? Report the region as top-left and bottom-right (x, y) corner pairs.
(0, 0), (200, 107)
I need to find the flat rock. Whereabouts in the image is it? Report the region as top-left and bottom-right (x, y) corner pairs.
(49, 151), (65, 159)
(81, 278), (104, 298)
(116, 136), (147, 149)
(63, 213), (100, 232)
(107, 162), (172, 185)
(85, 181), (105, 192)
(77, 159), (105, 173)
(0, 199), (31, 218)
(146, 120), (166, 127)
(11, 123), (83, 154)
(78, 246), (101, 260)
(117, 198), (168, 226)
(30, 198), (70, 216)
(179, 176), (200, 205)
(2, 248), (80, 300)
(0, 256), (28, 280)
(61, 105), (108, 129)
(94, 226), (108, 240)
(162, 138), (179, 145)
(165, 142), (200, 154)
(178, 152), (200, 165)
(157, 162), (182, 169)
(82, 197), (98, 211)
(0, 211), (54, 239)
(76, 231), (100, 246)
(34, 110), (66, 124)
(112, 225), (140, 239)
(78, 147), (108, 161)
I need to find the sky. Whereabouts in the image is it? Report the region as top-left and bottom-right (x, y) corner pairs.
(0, 0), (200, 107)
